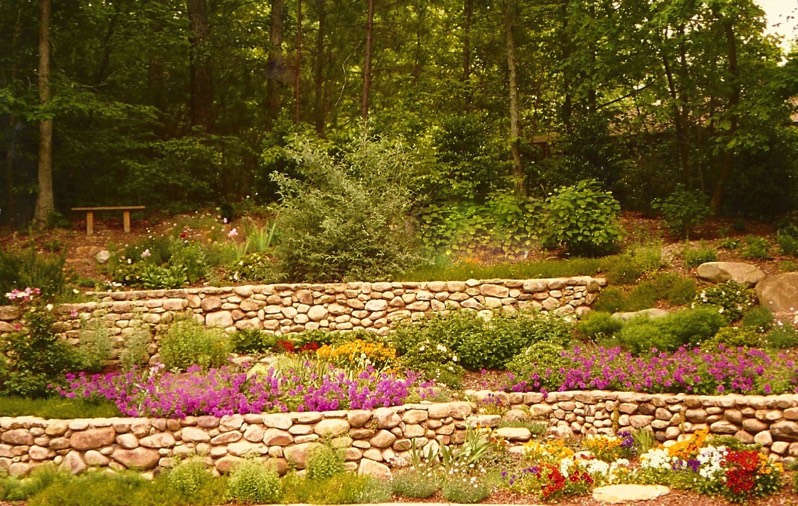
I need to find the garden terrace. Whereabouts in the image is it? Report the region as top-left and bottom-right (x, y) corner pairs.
(0, 277), (604, 361)
(2, 391), (798, 479)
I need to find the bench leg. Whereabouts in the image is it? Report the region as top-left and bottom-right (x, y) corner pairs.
(86, 212), (94, 235)
(123, 211), (131, 233)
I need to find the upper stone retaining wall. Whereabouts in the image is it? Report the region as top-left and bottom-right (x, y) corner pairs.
(2, 390), (797, 478)
(0, 277), (604, 359)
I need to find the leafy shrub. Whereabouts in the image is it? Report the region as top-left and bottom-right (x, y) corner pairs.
(164, 459), (214, 503)
(159, 319), (229, 371)
(0, 248), (67, 301)
(651, 185), (710, 239)
(600, 245), (662, 284)
(700, 327), (765, 351)
(777, 225), (798, 256)
(593, 287), (626, 313)
(227, 459), (282, 504)
(2, 306), (80, 397)
(441, 475), (492, 503)
(592, 273), (695, 313)
(310, 473), (392, 504)
(0, 465), (68, 501)
(694, 281), (756, 321)
(118, 329), (152, 372)
(27, 472), (149, 506)
(229, 329), (277, 355)
(75, 320), (112, 373)
(306, 445), (346, 481)
(681, 244), (717, 268)
(616, 307), (726, 354)
(542, 179), (623, 256)
(506, 341), (568, 390)
(227, 252), (277, 283)
(741, 236), (771, 260)
(316, 339), (397, 371)
(270, 132), (422, 282)
(577, 311), (623, 339)
(765, 322), (798, 349)
(780, 260), (798, 272)
(391, 469), (440, 498)
(741, 306), (775, 333)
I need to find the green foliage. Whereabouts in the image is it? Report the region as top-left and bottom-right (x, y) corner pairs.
(694, 281), (756, 321)
(163, 459), (218, 504)
(600, 245), (663, 284)
(577, 312), (623, 339)
(391, 469), (440, 498)
(506, 341), (568, 390)
(229, 329), (277, 355)
(226, 459), (282, 504)
(651, 185), (710, 239)
(741, 236), (772, 260)
(270, 132), (421, 282)
(118, 329), (152, 372)
(542, 179), (623, 256)
(27, 471), (149, 506)
(441, 475), (492, 503)
(158, 319), (229, 371)
(765, 322), (798, 350)
(75, 319), (112, 373)
(0, 465), (68, 501)
(228, 252), (277, 283)
(741, 306), (775, 333)
(616, 307), (726, 354)
(592, 273), (696, 313)
(1, 306), (80, 397)
(306, 444), (346, 481)
(0, 249), (67, 301)
(0, 396), (119, 418)
(777, 225), (798, 256)
(700, 327), (765, 351)
(681, 244), (717, 269)
(593, 287), (626, 313)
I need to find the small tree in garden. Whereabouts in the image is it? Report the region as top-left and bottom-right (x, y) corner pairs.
(651, 185), (710, 240)
(270, 131), (423, 282)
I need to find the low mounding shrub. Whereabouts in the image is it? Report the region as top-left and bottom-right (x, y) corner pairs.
(700, 327), (765, 351)
(615, 307), (726, 354)
(777, 225), (798, 257)
(159, 319), (229, 371)
(441, 476), (492, 503)
(577, 311), (623, 339)
(391, 469), (440, 498)
(741, 236), (771, 260)
(694, 280), (756, 321)
(26, 471), (149, 506)
(229, 329), (277, 355)
(542, 179), (622, 256)
(306, 445), (346, 481)
(681, 244), (717, 269)
(506, 341), (568, 391)
(227, 460), (282, 504)
(765, 322), (798, 350)
(741, 306), (775, 333)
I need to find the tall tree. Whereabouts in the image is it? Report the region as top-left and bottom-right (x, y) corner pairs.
(504, 0), (524, 195)
(33, 0), (53, 225)
(187, 0), (213, 131)
(313, 0), (326, 133)
(361, 0), (374, 121)
(295, 0), (303, 124)
(267, 0), (285, 124)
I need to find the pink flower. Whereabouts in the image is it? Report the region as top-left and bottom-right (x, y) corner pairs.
(141, 249), (151, 259)
(228, 228), (239, 239)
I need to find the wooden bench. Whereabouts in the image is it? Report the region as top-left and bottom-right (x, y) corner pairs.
(71, 206), (146, 235)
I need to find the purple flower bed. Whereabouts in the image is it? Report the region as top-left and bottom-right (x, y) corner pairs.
(507, 345), (798, 395)
(58, 363), (429, 418)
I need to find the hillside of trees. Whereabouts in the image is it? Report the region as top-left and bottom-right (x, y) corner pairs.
(2, 0), (798, 227)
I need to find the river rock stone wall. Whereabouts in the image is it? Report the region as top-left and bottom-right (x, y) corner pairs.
(0, 277), (605, 359)
(2, 391), (798, 478)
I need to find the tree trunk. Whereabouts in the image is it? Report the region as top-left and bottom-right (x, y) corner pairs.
(5, 8), (22, 223)
(187, 0), (213, 132)
(313, 0), (326, 134)
(463, 0), (472, 82)
(34, 0), (54, 226)
(361, 0), (374, 121)
(267, 0), (285, 125)
(294, 0), (303, 124)
(710, 17), (740, 213)
(560, 0), (572, 131)
(504, 0), (524, 196)
(659, 26), (691, 184)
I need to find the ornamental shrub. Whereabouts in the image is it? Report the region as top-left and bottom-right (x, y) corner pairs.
(163, 459), (221, 505)
(681, 243), (717, 269)
(694, 280), (756, 321)
(159, 319), (229, 371)
(765, 322), (798, 349)
(577, 311), (623, 339)
(229, 329), (277, 355)
(270, 132), (422, 282)
(0, 248), (67, 301)
(391, 469), (440, 498)
(227, 460), (283, 504)
(741, 306), (774, 333)
(700, 327), (765, 351)
(506, 341), (568, 391)
(306, 445), (345, 481)
(777, 225), (798, 256)
(441, 476), (492, 504)
(651, 185), (710, 239)
(542, 179), (622, 256)
(616, 307), (725, 354)
(741, 236), (772, 260)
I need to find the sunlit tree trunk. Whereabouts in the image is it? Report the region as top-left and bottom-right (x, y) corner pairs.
(313, 0), (326, 134)
(267, 0), (285, 125)
(294, 0), (302, 123)
(361, 0), (374, 121)
(504, 0), (524, 196)
(34, 0), (54, 226)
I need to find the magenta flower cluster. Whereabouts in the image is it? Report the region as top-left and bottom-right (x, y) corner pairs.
(58, 363), (424, 418)
(507, 345), (798, 396)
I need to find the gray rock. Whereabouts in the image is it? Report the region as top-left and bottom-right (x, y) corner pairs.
(756, 272), (798, 313)
(697, 262), (766, 287)
(593, 484), (670, 504)
(612, 308), (669, 321)
(95, 250), (111, 264)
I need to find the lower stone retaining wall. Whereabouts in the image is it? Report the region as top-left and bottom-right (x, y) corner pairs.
(0, 277), (604, 361)
(2, 390), (798, 478)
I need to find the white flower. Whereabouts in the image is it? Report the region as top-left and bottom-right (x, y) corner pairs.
(45, 304), (53, 311)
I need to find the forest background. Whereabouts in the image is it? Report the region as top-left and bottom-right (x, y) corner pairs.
(3, 0), (798, 228)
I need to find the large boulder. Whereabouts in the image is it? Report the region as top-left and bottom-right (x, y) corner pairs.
(612, 308), (669, 321)
(697, 262), (765, 287)
(756, 272), (798, 313)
